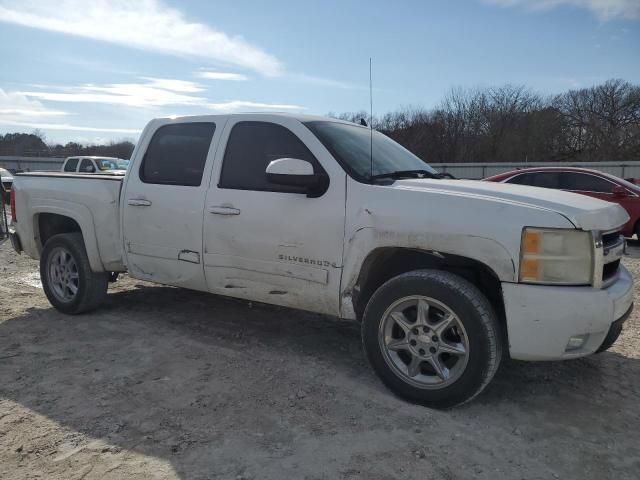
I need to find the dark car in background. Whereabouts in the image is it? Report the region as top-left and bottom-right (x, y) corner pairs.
(485, 166), (640, 238)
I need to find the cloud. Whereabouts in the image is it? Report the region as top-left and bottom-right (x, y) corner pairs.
(0, 120), (141, 133)
(484, 0), (640, 20)
(19, 78), (207, 108)
(0, 88), (70, 122)
(18, 79), (305, 113)
(206, 101), (305, 113)
(142, 77), (205, 93)
(0, 0), (282, 76)
(0, 90), (140, 133)
(197, 71), (249, 81)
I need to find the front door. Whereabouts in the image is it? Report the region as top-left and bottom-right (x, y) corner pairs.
(122, 121), (221, 290)
(203, 116), (346, 315)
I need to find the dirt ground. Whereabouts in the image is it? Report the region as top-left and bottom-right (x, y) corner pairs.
(0, 240), (639, 480)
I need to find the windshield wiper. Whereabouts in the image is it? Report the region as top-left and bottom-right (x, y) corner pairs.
(370, 169), (444, 181)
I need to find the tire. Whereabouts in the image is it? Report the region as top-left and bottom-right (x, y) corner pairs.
(40, 232), (108, 314)
(362, 270), (502, 409)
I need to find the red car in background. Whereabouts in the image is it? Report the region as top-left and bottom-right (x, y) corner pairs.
(485, 166), (640, 237)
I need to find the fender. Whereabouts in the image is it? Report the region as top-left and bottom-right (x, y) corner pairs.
(339, 226), (516, 319)
(31, 199), (105, 272)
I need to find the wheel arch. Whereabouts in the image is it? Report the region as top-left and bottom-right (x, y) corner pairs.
(346, 247), (507, 337)
(34, 204), (104, 272)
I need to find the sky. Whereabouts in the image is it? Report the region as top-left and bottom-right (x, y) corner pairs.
(0, 0), (638, 145)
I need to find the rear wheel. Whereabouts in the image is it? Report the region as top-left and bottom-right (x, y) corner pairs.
(362, 270), (502, 408)
(40, 233), (108, 314)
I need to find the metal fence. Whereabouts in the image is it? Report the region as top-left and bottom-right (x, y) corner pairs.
(2, 155), (640, 181)
(0, 156), (65, 172)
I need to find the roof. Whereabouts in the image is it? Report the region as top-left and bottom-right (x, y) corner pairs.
(486, 165), (640, 190)
(499, 165), (608, 174)
(153, 112), (364, 126)
(65, 156), (123, 160)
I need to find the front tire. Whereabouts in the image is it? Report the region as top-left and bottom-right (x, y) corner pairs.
(362, 270), (502, 408)
(40, 233), (108, 314)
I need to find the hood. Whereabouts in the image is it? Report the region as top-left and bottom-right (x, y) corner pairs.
(393, 179), (629, 232)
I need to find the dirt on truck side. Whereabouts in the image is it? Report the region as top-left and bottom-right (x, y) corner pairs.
(0, 239), (639, 480)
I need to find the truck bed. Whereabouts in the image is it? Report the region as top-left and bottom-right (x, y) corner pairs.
(13, 171), (125, 272)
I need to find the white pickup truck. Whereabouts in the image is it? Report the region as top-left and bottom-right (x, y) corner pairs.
(8, 113), (634, 408)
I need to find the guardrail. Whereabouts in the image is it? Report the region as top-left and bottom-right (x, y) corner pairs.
(2, 155), (639, 180)
(0, 156), (65, 172)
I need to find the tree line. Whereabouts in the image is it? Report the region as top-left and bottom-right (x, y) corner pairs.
(331, 78), (640, 164)
(1, 79), (638, 164)
(0, 131), (135, 159)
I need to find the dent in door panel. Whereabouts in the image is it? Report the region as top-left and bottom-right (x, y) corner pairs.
(203, 253), (329, 285)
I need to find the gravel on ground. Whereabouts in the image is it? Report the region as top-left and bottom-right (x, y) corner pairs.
(1, 240), (639, 480)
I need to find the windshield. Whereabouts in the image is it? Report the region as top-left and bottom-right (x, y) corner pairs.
(304, 121), (437, 181)
(97, 159), (119, 171)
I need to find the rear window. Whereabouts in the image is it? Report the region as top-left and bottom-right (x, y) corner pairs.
(140, 123), (216, 186)
(561, 172), (614, 193)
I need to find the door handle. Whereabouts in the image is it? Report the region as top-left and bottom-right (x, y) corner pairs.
(208, 205), (240, 215)
(127, 198), (152, 207)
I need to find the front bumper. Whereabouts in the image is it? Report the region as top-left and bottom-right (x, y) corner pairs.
(502, 265), (634, 360)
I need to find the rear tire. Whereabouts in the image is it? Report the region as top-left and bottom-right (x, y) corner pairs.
(362, 270), (502, 409)
(40, 233), (108, 314)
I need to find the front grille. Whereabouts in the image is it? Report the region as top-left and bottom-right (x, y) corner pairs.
(602, 231), (622, 249)
(601, 230), (624, 286)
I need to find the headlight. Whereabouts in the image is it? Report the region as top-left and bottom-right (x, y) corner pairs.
(519, 228), (593, 285)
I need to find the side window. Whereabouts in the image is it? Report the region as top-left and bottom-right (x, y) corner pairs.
(64, 158), (79, 172)
(219, 121), (323, 193)
(140, 122), (216, 186)
(79, 159), (96, 173)
(561, 173), (613, 193)
(506, 173), (535, 185)
(508, 172), (560, 189)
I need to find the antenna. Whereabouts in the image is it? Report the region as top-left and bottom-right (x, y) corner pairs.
(369, 57), (373, 180)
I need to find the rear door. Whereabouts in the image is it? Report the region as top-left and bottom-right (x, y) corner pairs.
(202, 116), (346, 315)
(121, 120), (222, 290)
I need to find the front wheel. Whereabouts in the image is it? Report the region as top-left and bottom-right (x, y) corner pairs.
(40, 232), (108, 314)
(362, 270), (502, 408)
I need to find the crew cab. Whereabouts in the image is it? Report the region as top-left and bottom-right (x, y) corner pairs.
(61, 156), (126, 174)
(8, 114), (634, 408)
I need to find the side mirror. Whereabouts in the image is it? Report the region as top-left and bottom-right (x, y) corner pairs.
(265, 158), (329, 198)
(612, 185), (628, 197)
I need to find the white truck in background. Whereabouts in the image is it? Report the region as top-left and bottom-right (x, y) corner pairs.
(8, 113), (634, 408)
(61, 156), (127, 174)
